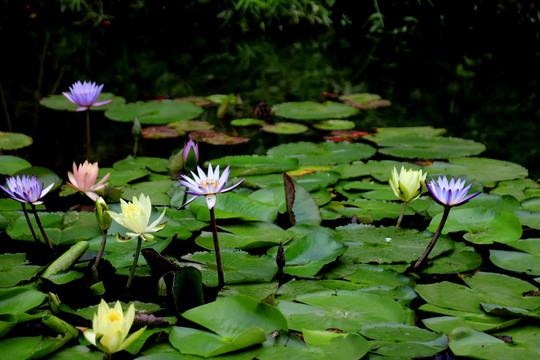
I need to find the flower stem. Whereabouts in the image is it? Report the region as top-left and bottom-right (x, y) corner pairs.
(86, 110), (91, 161)
(21, 203), (40, 244)
(92, 230), (108, 279)
(413, 206), (451, 271)
(396, 201), (408, 228)
(209, 207), (225, 289)
(126, 237), (142, 290)
(30, 204), (54, 250)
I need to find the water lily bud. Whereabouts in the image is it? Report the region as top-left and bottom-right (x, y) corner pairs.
(95, 197), (112, 231)
(48, 292), (61, 315)
(182, 139), (199, 172)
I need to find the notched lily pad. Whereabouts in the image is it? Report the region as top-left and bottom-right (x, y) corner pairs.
(0, 132), (33, 150)
(105, 100), (203, 124)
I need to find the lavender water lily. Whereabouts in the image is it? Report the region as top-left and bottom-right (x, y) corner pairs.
(413, 175), (481, 271)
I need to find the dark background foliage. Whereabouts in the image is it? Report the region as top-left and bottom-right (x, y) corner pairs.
(1, 0), (538, 177)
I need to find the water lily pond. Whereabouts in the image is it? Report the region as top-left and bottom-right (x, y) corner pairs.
(1, 92), (539, 360)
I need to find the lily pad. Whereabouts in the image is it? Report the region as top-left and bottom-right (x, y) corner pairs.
(378, 135), (486, 159)
(142, 126), (182, 139)
(338, 93), (391, 109)
(231, 118), (268, 127)
(334, 160), (423, 182)
(168, 120), (214, 132)
(262, 122), (308, 134)
(273, 101), (359, 120)
(0, 132), (33, 150)
(367, 127), (446, 143)
(0, 155), (32, 175)
(428, 208), (522, 245)
(189, 129), (250, 145)
(207, 155), (299, 177)
(267, 141), (376, 166)
(105, 100), (203, 124)
(312, 119), (355, 130)
(0, 254), (42, 288)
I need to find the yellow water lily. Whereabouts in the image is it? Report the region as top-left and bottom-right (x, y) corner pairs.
(389, 166), (427, 203)
(83, 299), (146, 356)
(108, 194), (166, 242)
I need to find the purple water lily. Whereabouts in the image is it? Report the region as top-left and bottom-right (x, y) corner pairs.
(63, 81), (112, 112)
(413, 175), (481, 271)
(426, 175), (480, 207)
(0, 174), (54, 205)
(179, 164), (245, 210)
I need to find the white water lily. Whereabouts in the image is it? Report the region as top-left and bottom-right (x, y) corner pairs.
(83, 299), (146, 355)
(108, 194), (166, 242)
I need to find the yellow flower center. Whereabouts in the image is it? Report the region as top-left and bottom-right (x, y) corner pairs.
(200, 179), (218, 189)
(107, 311), (121, 322)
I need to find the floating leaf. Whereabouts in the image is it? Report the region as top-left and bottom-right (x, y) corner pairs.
(273, 101), (359, 120)
(0, 132), (33, 150)
(367, 126), (446, 143)
(0, 155), (32, 176)
(338, 93), (391, 109)
(142, 126), (182, 139)
(261, 122), (308, 134)
(168, 120), (214, 132)
(231, 118), (267, 127)
(189, 129), (250, 145)
(378, 135), (486, 159)
(105, 100), (203, 124)
(40, 93), (124, 111)
(428, 208), (522, 245)
(207, 155), (299, 177)
(0, 288), (47, 314)
(267, 141), (376, 166)
(0, 254), (42, 288)
(312, 119), (355, 130)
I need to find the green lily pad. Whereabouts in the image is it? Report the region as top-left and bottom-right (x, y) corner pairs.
(359, 323), (447, 358)
(428, 208), (522, 245)
(325, 199), (416, 222)
(0, 287), (47, 314)
(189, 129), (250, 145)
(182, 250), (278, 287)
(378, 135), (486, 159)
(0, 254), (42, 288)
(267, 231), (346, 277)
(0, 155), (32, 176)
(338, 93), (391, 109)
(427, 157), (528, 187)
(335, 224), (454, 264)
(273, 101), (359, 120)
(422, 242), (483, 274)
(113, 156), (169, 173)
(267, 141), (376, 166)
(99, 167), (149, 186)
(343, 264), (415, 288)
(277, 289), (410, 332)
(262, 122), (308, 134)
(207, 155), (299, 177)
(40, 92), (124, 111)
(367, 126), (446, 143)
(105, 100), (203, 124)
(312, 119), (355, 130)
(489, 239), (540, 275)
(0, 132), (33, 150)
(334, 160), (423, 182)
(490, 179), (540, 201)
(231, 118), (268, 127)
(449, 326), (540, 360)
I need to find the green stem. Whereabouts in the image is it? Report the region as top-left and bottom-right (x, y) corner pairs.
(395, 201), (408, 228)
(126, 237), (142, 290)
(86, 110), (91, 161)
(21, 203), (40, 244)
(209, 207), (225, 289)
(30, 204), (54, 251)
(413, 206), (451, 271)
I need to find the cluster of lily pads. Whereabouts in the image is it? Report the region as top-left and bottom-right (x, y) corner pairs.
(0, 81), (539, 360)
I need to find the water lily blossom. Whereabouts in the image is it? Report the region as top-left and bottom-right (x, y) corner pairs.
(178, 163), (245, 210)
(62, 81), (112, 111)
(83, 299), (146, 356)
(108, 194), (166, 242)
(0, 174), (54, 205)
(426, 175), (481, 207)
(389, 167), (427, 227)
(0, 174), (54, 249)
(413, 175), (481, 271)
(389, 166), (427, 203)
(108, 194), (167, 289)
(67, 161), (110, 201)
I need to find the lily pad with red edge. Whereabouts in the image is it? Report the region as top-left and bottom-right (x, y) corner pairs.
(262, 122), (308, 134)
(142, 126), (183, 139)
(272, 101), (359, 121)
(189, 130), (250, 145)
(338, 93), (392, 109)
(169, 120), (214, 132)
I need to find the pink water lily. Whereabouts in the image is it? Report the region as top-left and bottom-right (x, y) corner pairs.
(62, 81), (112, 111)
(67, 161), (110, 201)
